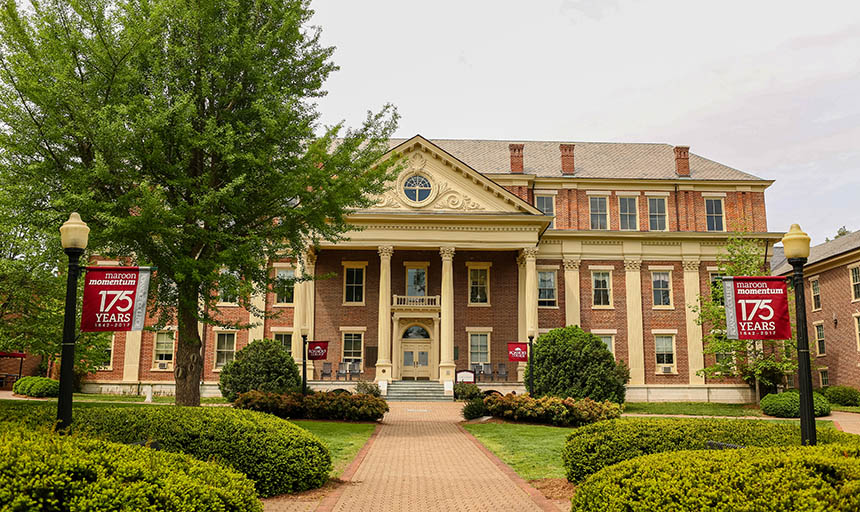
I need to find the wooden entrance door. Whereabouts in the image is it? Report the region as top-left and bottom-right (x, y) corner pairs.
(401, 342), (430, 380)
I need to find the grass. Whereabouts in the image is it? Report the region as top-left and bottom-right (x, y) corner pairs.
(73, 393), (228, 404)
(291, 420), (376, 477)
(623, 401), (762, 417)
(462, 422), (571, 480)
(833, 405), (860, 414)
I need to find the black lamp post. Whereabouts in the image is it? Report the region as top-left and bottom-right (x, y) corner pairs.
(527, 333), (535, 395)
(57, 213), (89, 431)
(301, 333), (308, 396)
(783, 224), (816, 446)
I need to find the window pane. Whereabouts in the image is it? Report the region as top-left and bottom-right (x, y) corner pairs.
(593, 271), (610, 306)
(649, 198), (666, 230)
(344, 333), (362, 363)
(852, 267), (860, 300)
(470, 333), (489, 363)
(706, 199), (724, 231)
(598, 335), (613, 354)
(275, 269), (295, 304)
(215, 333), (235, 368)
(538, 271), (556, 306)
(590, 197), (607, 229)
(407, 268), (426, 296)
(619, 197), (637, 230)
(470, 268), (489, 304)
(652, 272), (671, 306)
(656, 335), (674, 364)
(155, 332), (174, 362)
(274, 333), (292, 355)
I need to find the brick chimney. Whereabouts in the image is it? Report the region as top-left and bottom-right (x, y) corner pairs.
(674, 146), (690, 177)
(560, 144), (575, 175)
(509, 143), (524, 174)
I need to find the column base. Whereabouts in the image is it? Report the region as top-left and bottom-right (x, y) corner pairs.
(517, 362), (526, 382)
(439, 361), (456, 396)
(375, 361), (393, 384)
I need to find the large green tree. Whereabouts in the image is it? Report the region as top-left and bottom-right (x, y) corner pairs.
(0, 0), (399, 405)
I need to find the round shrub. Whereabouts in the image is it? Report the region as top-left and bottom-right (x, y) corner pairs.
(234, 390), (389, 422)
(561, 417), (859, 483)
(462, 397), (488, 420)
(524, 326), (629, 403)
(454, 382), (481, 401)
(484, 393), (622, 427)
(0, 425), (262, 511)
(218, 338), (300, 402)
(354, 380), (381, 397)
(0, 402), (331, 497)
(12, 376), (59, 398)
(571, 445), (860, 511)
(823, 386), (860, 407)
(761, 390), (831, 418)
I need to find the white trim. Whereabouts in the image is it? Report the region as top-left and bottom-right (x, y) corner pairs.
(339, 326), (368, 332)
(97, 334), (116, 371)
(701, 192), (727, 197)
(467, 331), (492, 367)
(533, 188), (558, 195)
(272, 262), (294, 269)
(704, 197), (726, 232)
(588, 265), (616, 270)
(618, 195), (639, 231)
(651, 328), (679, 334)
(585, 190), (612, 195)
(343, 261), (368, 306)
(644, 191), (670, 197)
(848, 261), (860, 270)
(648, 265), (675, 270)
(537, 264), (560, 270)
(706, 266), (719, 271)
(465, 326), (494, 332)
(270, 326), (294, 332)
(466, 262), (492, 307)
(273, 267), (296, 306)
(213, 331), (237, 371)
(591, 329), (618, 334)
(853, 313), (860, 351)
(341, 331), (364, 372)
(152, 330), (176, 371)
(651, 270), (674, 310)
(616, 191), (640, 197)
(96, 260), (120, 266)
(591, 269), (614, 309)
(537, 269), (559, 308)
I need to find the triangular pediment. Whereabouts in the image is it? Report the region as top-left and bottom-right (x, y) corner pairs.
(363, 135), (541, 215)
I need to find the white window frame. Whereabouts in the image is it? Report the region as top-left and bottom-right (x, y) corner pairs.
(466, 262), (492, 307)
(589, 195), (609, 230)
(654, 332), (677, 373)
(342, 331), (364, 371)
(618, 195), (639, 231)
(217, 271), (240, 306)
(854, 313), (860, 352)
(537, 269), (558, 308)
(813, 321), (825, 357)
(213, 330), (237, 371)
(809, 277), (821, 311)
(467, 329), (492, 366)
(647, 196), (668, 231)
(98, 334), (115, 371)
(704, 197), (726, 232)
(591, 329), (616, 357)
(849, 263), (860, 302)
(273, 264), (295, 306)
(819, 368), (830, 387)
(273, 331), (292, 355)
(535, 194), (556, 229)
(152, 330), (176, 371)
(404, 261), (430, 298)
(650, 270), (674, 310)
(591, 269), (614, 309)
(342, 261), (368, 306)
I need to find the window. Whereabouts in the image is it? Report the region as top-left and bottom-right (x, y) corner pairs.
(851, 266), (860, 301)
(715, 352), (732, 365)
(218, 271), (238, 304)
(403, 175), (431, 202)
(99, 335), (115, 370)
(590, 196), (608, 229)
(469, 332), (490, 364)
(710, 273), (725, 306)
(215, 332), (236, 369)
(597, 335), (614, 355)
(343, 263), (366, 304)
(468, 264), (490, 305)
(820, 370), (830, 387)
(404, 262), (428, 297)
(274, 333), (292, 355)
(648, 197), (667, 231)
(856, 315), (860, 351)
(786, 374), (795, 388)
(655, 335), (675, 366)
(343, 332), (363, 366)
(705, 198), (724, 231)
(536, 195), (555, 228)
(815, 324), (825, 356)
(154, 331), (175, 368)
(274, 268), (295, 304)
(619, 196), (638, 230)
(810, 279), (821, 310)
(592, 271), (612, 307)
(651, 271), (672, 308)
(538, 271), (557, 307)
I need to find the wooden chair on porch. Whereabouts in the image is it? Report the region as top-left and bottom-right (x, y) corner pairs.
(471, 363), (483, 381)
(336, 362), (348, 380)
(482, 363), (493, 382)
(348, 362), (361, 380)
(497, 363), (508, 381)
(320, 362), (332, 380)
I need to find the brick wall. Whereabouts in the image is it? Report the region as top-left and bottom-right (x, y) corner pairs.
(641, 262), (689, 385)
(577, 262), (631, 373)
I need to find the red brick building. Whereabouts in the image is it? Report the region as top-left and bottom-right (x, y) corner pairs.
(84, 135), (782, 401)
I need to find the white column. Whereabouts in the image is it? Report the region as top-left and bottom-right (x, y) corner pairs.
(439, 246), (456, 394)
(376, 246), (394, 382)
(291, 257), (305, 364)
(305, 251), (316, 340)
(517, 254), (526, 342)
(624, 260), (645, 385)
(122, 332), (142, 383)
(563, 258), (581, 327)
(519, 247), (539, 381)
(248, 288), (266, 342)
(684, 260), (705, 385)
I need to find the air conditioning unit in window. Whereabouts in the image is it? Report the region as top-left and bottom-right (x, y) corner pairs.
(660, 365), (673, 374)
(157, 362), (169, 370)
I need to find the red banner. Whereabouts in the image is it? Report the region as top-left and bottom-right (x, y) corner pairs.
(307, 341), (328, 360)
(722, 276), (792, 340)
(508, 343), (529, 362)
(81, 267), (152, 332)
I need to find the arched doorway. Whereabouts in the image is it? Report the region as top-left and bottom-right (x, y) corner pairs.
(401, 325), (431, 380)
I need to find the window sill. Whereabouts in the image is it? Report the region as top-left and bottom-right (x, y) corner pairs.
(812, 308), (822, 312)
(213, 368), (224, 373)
(216, 302), (239, 308)
(272, 303), (294, 308)
(592, 306), (614, 310)
(655, 370), (679, 375)
(468, 303), (492, 308)
(343, 302), (366, 307)
(150, 368), (174, 372)
(652, 306), (675, 311)
(539, 305), (559, 309)
(816, 353), (827, 358)
(96, 367), (113, 372)
(852, 298), (860, 303)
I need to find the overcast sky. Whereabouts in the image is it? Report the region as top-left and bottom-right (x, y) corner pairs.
(311, 0), (860, 245)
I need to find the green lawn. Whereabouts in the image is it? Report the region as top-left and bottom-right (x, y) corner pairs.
(292, 420), (377, 477)
(462, 423), (571, 480)
(832, 405), (860, 414)
(73, 393), (228, 404)
(623, 401), (762, 417)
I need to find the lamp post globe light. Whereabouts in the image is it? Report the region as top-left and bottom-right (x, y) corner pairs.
(782, 223), (815, 446)
(58, 213), (89, 431)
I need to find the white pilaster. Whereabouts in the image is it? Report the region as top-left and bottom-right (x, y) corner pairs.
(439, 246), (456, 394)
(375, 246), (394, 382)
(519, 247), (539, 381)
(683, 260), (705, 385)
(563, 258), (581, 326)
(624, 260), (645, 385)
(122, 331), (142, 383)
(291, 257), (305, 365)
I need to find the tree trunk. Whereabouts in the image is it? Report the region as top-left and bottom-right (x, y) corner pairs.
(174, 283), (203, 406)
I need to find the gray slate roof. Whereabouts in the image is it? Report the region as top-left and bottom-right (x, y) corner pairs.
(390, 138), (765, 181)
(772, 229), (860, 275)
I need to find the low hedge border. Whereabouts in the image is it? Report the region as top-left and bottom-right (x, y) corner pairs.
(0, 425), (262, 511)
(234, 390), (389, 421)
(571, 445), (860, 511)
(0, 402), (331, 498)
(823, 386), (860, 407)
(11, 376), (59, 398)
(760, 391), (831, 418)
(562, 417), (860, 483)
(482, 393), (622, 427)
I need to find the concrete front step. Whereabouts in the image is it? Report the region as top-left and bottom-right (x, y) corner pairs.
(386, 380), (451, 401)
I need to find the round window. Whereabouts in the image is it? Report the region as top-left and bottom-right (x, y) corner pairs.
(403, 175), (432, 202)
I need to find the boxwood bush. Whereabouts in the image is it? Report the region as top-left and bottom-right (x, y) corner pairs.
(0, 425), (262, 511)
(562, 417), (859, 483)
(483, 393), (622, 427)
(462, 397), (488, 420)
(234, 390), (389, 421)
(571, 445), (860, 511)
(760, 390), (831, 417)
(11, 376), (59, 398)
(823, 385), (860, 407)
(0, 402), (330, 497)
(218, 339), (301, 402)
(454, 382), (481, 401)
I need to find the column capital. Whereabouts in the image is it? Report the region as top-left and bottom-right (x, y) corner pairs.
(682, 260), (700, 272)
(378, 246), (394, 259)
(563, 258), (581, 271)
(439, 246), (456, 261)
(623, 259), (642, 272)
(304, 249), (317, 267)
(521, 247), (539, 260)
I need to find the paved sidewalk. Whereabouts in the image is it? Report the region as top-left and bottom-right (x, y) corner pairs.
(623, 411), (860, 434)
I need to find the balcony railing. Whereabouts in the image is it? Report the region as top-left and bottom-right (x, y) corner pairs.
(392, 295), (440, 309)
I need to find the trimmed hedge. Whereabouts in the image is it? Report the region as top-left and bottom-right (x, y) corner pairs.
(823, 386), (860, 407)
(454, 382), (481, 401)
(571, 445), (860, 511)
(483, 393), (622, 427)
(0, 402), (330, 497)
(0, 425), (262, 511)
(761, 390), (831, 417)
(562, 417), (860, 483)
(234, 390), (389, 421)
(12, 376), (59, 398)
(462, 397), (488, 420)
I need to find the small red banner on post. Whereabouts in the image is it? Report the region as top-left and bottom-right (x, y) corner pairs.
(508, 343), (529, 362)
(307, 341), (329, 360)
(81, 267), (153, 332)
(723, 276), (792, 340)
